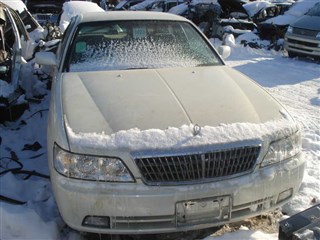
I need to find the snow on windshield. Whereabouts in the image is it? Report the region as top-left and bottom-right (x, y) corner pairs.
(68, 21), (220, 72)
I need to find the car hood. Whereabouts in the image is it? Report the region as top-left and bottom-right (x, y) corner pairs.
(62, 66), (285, 136)
(291, 15), (320, 31)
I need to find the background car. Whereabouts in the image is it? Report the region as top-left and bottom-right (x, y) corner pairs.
(284, 2), (320, 59)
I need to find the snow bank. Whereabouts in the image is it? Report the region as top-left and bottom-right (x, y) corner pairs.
(67, 119), (298, 151)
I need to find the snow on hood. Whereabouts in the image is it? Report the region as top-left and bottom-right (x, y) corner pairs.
(59, 1), (105, 33)
(66, 118), (298, 152)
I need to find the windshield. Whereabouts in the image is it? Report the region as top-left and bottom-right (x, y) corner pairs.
(66, 20), (222, 72)
(306, 2), (320, 16)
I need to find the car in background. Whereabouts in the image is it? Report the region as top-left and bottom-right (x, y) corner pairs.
(25, 0), (65, 25)
(35, 11), (304, 235)
(284, 2), (320, 59)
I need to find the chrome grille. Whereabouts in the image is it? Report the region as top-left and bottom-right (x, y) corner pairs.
(292, 27), (318, 37)
(135, 146), (260, 185)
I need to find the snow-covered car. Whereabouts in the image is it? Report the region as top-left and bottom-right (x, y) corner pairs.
(35, 11), (305, 234)
(284, 2), (320, 58)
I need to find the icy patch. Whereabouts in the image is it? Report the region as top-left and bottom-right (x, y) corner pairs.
(66, 119), (299, 151)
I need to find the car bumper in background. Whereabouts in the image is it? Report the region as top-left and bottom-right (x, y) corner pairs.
(285, 33), (320, 57)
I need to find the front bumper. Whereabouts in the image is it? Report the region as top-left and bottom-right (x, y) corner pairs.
(52, 154), (305, 234)
(285, 33), (320, 57)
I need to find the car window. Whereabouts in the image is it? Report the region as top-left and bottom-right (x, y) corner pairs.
(65, 20), (222, 72)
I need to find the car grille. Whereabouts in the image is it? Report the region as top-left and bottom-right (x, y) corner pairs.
(287, 38), (318, 48)
(134, 146), (260, 185)
(292, 27), (318, 37)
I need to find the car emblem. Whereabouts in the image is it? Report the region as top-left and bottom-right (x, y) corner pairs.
(193, 124), (201, 136)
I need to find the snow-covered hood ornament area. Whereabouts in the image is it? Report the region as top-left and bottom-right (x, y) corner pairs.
(66, 117), (299, 152)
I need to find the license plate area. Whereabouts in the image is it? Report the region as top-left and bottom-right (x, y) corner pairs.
(176, 196), (231, 226)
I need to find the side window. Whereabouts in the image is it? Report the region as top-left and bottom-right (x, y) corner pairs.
(58, 18), (77, 69)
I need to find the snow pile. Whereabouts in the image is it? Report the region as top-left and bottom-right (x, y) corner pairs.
(20, 59), (47, 99)
(0, 80), (15, 98)
(67, 119), (298, 151)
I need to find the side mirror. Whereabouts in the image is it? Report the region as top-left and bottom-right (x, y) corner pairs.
(218, 45), (231, 59)
(35, 52), (57, 66)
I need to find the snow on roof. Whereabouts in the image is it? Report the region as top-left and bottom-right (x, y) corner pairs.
(1, 0), (27, 13)
(59, 1), (105, 33)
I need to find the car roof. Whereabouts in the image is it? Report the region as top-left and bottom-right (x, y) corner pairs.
(78, 11), (189, 23)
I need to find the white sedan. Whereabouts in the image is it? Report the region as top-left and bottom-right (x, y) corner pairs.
(36, 11), (305, 234)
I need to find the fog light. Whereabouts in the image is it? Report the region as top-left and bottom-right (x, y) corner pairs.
(278, 189), (293, 203)
(82, 216), (110, 228)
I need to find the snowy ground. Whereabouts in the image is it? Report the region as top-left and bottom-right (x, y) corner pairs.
(1, 42), (319, 239)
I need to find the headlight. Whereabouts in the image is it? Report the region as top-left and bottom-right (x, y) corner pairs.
(316, 32), (320, 39)
(54, 144), (134, 182)
(261, 131), (301, 167)
(286, 26), (293, 34)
